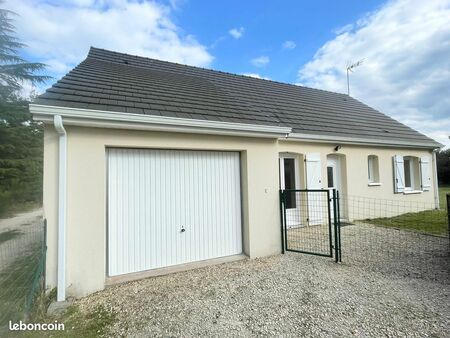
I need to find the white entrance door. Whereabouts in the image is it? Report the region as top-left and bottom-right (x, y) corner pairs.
(279, 155), (301, 227)
(305, 153), (324, 225)
(327, 155), (341, 217)
(107, 148), (243, 277)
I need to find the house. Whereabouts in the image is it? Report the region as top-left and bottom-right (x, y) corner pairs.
(30, 47), (442, 301)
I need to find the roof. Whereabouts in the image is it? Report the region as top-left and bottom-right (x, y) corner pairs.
(35, 47), (440, 148)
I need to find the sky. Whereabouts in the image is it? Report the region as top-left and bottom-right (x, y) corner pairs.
(5, 0), (450, 148)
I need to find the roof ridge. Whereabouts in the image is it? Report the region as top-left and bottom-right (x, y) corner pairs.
(87, 46), (349, 98)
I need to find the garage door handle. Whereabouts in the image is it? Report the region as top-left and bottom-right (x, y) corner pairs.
(180, 226), (186, 233)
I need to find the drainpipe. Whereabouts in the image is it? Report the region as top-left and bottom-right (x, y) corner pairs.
(432, 149), (439, 209)
(54, 115), (67, 302)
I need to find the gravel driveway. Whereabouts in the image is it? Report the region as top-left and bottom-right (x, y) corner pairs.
(0, 208), (43, 270)
(78, 252), (450, 337)
(0, 209), (42, 233)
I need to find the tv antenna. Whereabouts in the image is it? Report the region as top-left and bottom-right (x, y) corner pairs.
(346, 59), (364, 96)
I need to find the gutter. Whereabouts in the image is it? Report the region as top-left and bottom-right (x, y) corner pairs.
(30, 104), (442, 149)
(30, 104), (292, 138)
(286, 132), (442, 150)
(54, 115), (67, 302)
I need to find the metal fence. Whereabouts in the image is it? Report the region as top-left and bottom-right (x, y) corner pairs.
(280, 190), (450, 282)
(337, 193), (449, 281)
(0, 219), (46, 330)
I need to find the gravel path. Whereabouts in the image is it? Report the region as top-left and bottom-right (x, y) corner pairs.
(77, 252), (450, 337)
(0, 209), (42, 232)
(0, 209), (44, 270)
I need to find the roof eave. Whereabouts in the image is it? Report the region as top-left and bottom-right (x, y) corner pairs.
(29, 104), (442, 149)
(29, 104), (291, 139)
(286, 132), (442, 150)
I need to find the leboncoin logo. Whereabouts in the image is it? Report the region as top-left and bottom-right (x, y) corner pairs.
(9, 320), (65, 331)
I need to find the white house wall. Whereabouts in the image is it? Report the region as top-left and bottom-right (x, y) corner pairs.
(43, 125), (281, 297)
(43, 125), (438, 298)
(278, 140), (437, 220)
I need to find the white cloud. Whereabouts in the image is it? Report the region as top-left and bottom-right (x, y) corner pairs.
(229, 27), (244, 39)
(282, 40), (296, 49)
(241, 73), (270, 80)
(298, 0), (450, 148)
(168, 0), (186, 10)
(251, 55), (270, 67)
(333, 23), (354, 35)
(210, 36), (226, 49)
(5, 0), (213, 79)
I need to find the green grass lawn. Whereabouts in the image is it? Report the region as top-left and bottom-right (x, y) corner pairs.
(365, 186), (449, 236)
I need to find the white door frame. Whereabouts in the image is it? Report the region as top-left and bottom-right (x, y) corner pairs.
(279, 153), (302, 228)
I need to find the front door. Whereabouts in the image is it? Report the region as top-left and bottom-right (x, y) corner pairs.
(279, 155), (301, 227)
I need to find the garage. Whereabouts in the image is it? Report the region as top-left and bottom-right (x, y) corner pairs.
(107, 148), (243, 276)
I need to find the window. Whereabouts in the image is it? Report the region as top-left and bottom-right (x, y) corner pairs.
(403, 156), (420, 191)
(327, 166), (334, 188)
(404, 158), (412, 188)
(394, 155), (423, 193)
(368, 155), (380, 184)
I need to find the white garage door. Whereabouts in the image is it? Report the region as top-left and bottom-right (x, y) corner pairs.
(107, 148), (242, 276)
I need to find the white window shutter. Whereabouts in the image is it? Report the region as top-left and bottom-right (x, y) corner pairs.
(305, 153), (322, 189)
(393, 155), (405, 193)
(420, 156), (431, 191)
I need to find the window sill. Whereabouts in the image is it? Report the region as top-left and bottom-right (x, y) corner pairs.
(368, 182), (381, 186)
(403, 190), (422, 195)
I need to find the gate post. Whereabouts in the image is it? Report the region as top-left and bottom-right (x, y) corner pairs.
(327, 189), (333, 257)
(446, 193), (450, 248)
(280, 190), (285, 254)
(336, 190), (342, 262)
(333, 189), (339, 263)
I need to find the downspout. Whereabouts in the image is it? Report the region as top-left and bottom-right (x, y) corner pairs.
(54, 115), (67, 302)
(432, 149), (440, 209)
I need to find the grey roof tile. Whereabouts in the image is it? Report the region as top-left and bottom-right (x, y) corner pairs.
(125, 107), (144, 114)
(33, 47), (440, 147)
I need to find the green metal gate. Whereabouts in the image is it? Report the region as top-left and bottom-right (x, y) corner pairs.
(280, 189), (341, 261)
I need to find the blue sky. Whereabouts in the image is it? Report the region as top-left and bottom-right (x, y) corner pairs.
(5, 0), (450, 147)
(172, 0), (382, 83)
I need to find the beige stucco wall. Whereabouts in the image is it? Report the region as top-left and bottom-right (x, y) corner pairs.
(43, 125), (438, 298)
(278, 140), (437, 219)
(44, 125), (282, 297)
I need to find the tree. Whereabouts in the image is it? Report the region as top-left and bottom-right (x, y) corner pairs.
(436, 148), (450, 186)
(0, 3), (49, 101)
(0, 2), (50, 216)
